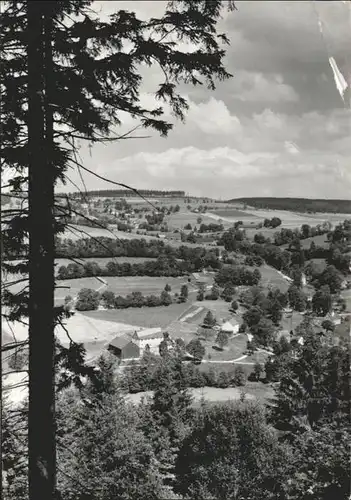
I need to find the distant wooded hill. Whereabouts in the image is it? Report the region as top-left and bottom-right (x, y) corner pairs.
(227, 197), (351, 214)
(69, 189), (185, 198)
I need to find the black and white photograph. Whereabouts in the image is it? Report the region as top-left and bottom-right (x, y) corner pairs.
(1, 1), (350, 499)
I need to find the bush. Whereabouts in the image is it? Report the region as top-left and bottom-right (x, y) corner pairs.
(231, 300), (239, 312)
(233, 366), (246, 386)
(203, 311), (216, 328)
(216, 330), (229, 350)
(186, 339), (206, 363)
(76, 288), (100, 311)
(239, 322), (247, 333)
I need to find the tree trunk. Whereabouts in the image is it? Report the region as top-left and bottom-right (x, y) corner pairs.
(27, 2), (56, 499)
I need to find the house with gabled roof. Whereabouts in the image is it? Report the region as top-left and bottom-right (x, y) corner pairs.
(220, 319), (240, 335)
(108, 335), (140, 360)
(131, 328), (163, 355)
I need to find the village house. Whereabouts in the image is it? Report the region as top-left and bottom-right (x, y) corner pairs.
(220, 319), (240, 335)
(192, 272), (213, 289)
(131, 328), (163, 355)
(165, 232), (182, 241)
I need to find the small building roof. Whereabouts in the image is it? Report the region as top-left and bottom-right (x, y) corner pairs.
(221, 320), (239, 332)
(133, 328), (162, 339)
(109, 335), (137, 350)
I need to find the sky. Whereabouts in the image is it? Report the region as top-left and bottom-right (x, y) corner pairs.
(61, 0), (351, 200)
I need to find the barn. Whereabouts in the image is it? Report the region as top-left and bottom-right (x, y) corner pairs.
(108, 335), (140, 360)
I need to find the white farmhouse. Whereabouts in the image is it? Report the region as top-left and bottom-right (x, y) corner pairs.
(220, 320), (240, 335)
(131, 328), (163, 355)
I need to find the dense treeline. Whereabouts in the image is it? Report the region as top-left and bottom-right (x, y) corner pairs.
(198, 223), (224, 233)
(238, 286), (289, 346)
(57, 257), (190, 280)
(220, 229), (292, 271)
(219, 222), (351, 276)
(125, 353), (247, 393)
(69, 189), (185, 198)
(228, 197), (351, 214)
(74, 287), (178, 311)
(273, 223), (331, 245)
(215, 265), (261, 287)
(55, 236), (220, 262)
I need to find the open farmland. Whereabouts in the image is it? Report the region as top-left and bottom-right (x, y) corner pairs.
(102, 276), (190, 295)
(298, 233), (329, 249)
(54, 275), (192, 303)
(55, 276), (104, 303)
(252, 264), (291, 292)
(164, 210), (232, 230)
(63, 224), (158, 241)
(242, 209), (349, 229)
(199, 362), (254, 379)
(196, 299), (238, 321)
(245, 227), (276, 241)
(280, 310), (304, 332)
(202, 333), (248, 362)
(209, 208), (260, 219)
(309, 258), (327, 272)
(281, 233), (329, 250)
(2, 312), (141, 364)
(81, 302), (192, 328)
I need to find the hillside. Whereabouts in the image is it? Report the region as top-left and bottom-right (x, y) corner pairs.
(227, 197), (351, 214)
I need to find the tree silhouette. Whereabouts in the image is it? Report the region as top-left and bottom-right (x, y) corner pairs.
(1, 1), (236, 498)
(216, 330), (229, 350)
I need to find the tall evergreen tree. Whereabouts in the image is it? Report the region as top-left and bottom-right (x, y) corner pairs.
(174, 401), (292, 499)
(57, 393), (165, 500)
(1, 1), (236, 498)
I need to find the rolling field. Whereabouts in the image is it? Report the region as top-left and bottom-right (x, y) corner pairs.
(203, 334), (248, 362)
(209, 209), (259, 219)
(102, 276), (190, 295)
(55, 276), (104, 302)
(252, 265), (290, 292)
(62, 224), (157, 241)
(242, 209), (349, 229)
(281, 233), (329, 250)
(299, 234), (329, 249)
(164, 210), (226, 230)
(280, 311), (304, 332)
(245, 227), (276, 241)
(81, 302), (192, 328)
(199, 362), (255, 379)
(309, 258), (327, 272)
(198, 299), (238, 322)
(55, 276), (190, 302)
(180, 305), (207, 324)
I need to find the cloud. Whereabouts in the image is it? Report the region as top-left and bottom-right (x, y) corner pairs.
(186, 98), (242, 135)
(231, 71), (299, 103)
(56, 2), (351, 201)
(95, 144), (350, 199)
